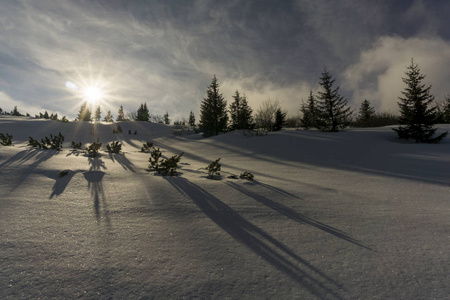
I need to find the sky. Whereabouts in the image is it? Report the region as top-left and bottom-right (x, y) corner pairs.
(1, 0), (450, 121)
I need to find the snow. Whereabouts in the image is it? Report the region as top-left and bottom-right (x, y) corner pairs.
(1, 115), (449, 299)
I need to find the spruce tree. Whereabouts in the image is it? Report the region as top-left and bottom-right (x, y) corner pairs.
(117, 105), (125, 122)
(199, 75), (228, 136)
(300, 90), (318, 129)
(359, 99), (375, 122)
(77, 102), (92, 121)
(393, 59), (447, 143)
(94, 105), (101, 122)
(104, 110), (113, 122)
(315, 69), (352, 132)
(273, 108), (287, 131)
(188, 111), (196, 128)
(136, 103), (149, 121)
(441, 95), (450, 123)
(229, 90), (254, 130)
(163, 112), (170, 125)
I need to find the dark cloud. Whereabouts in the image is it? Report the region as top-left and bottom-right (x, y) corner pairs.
(0, 0), (449, 119)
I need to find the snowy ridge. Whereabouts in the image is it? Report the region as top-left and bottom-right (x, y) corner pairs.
(1, 116), (449, 299)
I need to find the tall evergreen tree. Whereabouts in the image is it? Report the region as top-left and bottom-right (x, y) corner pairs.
(94, 105), (101, 122)
(104, 110), (113, 122)
(77, 102), (92, 121)
(393, 59), (447, 143)
(358, 99), (375, 122)
(188, 111), (196, 128)
(117, 105), (125, 122)
(315, 69), (352, 132)
(163, 112), (170, 125)
(440, 95), (450, 123)
(273, 108), (287, 131)
(229, 90), (254, 130)
(136, 103), (149, 121)
(300, 90), (318, 129)
(199, 75), (228, 136)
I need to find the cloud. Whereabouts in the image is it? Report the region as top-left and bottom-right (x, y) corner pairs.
(344, 36), (450, 112)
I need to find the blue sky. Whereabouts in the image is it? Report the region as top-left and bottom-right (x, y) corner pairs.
(1, 0), (449, 120)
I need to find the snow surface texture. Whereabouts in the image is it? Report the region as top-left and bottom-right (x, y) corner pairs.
(1, 116), (449, 299)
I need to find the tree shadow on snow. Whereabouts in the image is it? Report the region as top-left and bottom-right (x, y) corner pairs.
(0, 149), (60, 192)
(226, 181), (373, 251)
(165, 177), (346, 299)
(108, 152), (136, 172)
(85, 156), (110, 223)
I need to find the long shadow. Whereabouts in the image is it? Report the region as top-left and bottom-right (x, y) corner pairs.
(226, 181), (373, 251)
(85, 156), (110, 223)
(49, 170), (81, 199)
(108, 153), (136, 172)
(1, 149), (59, 192)
(165, 177), (346, 299)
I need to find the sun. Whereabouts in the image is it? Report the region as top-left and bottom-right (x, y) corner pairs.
(83, 86), (103, 103)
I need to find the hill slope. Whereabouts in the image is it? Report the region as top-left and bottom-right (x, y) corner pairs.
(1, 116), (449, 299)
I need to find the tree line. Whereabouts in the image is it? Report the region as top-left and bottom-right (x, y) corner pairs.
(3, 59), (449, 143)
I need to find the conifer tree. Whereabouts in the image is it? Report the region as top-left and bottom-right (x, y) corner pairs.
(229, 90), (254, 130)
(117, 105), (125, 122)
(136, 103), (149, 121)
(77, 102), (92, 121)
(94, 105), (101, 122)
(273, 108), (287, 131)
(43, 111), (49, 119)
(163, 112), (170, 125)
(358, 99), (375, 122)
(315, 69), (352, 132)
(11, 106), (22, 116)
(393, 59), (447, 143)
(104, 110), (113, 122)
(441, 95), (450, 123)
(300, 90), (318, 129)
(188, 111), (196, 128)
(199, 75), (228, 136)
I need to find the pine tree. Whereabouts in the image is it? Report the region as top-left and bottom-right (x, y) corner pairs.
(188, 111), (196, 128)
(393, 59), (447, 143)
(199, 75), (228, 136)
(94, 105), (101, 122)
(43, 111), (49, 119)
(300, 90), (318, 129)
(358, 99), (375, 122)
(117, 105), (125, 122)
(441, 95), (450, 123)
(11, 106), (21, 116)
(273, 108), (287, 131)
(136, 103), (149, 121)
(163, 112), (170, 125)
(77, 102), (92, 121)
(316, 69), (352, 132)
(229, 90), (254, 130)
(104, 110), (113, 122)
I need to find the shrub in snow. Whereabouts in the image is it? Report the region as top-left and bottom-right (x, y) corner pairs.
(207, 158), (221, 179)
(148, 147), (162, 170)
(71, 141), (82, 150)
(148, 147), (183, 176)
(106, 141), (122, 154)
(0, 133), (13, 146)
(141, 142), (154, 152)
(239, 171), (254, 181)
(28, 132), (64, 150)
(87, 140), (102, 157)
(158, 153), (184, 176)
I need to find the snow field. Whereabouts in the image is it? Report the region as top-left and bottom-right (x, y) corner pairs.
(1, 116), (449, 299)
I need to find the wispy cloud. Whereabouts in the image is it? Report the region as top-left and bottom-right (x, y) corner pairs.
(0, 0), (449, 120)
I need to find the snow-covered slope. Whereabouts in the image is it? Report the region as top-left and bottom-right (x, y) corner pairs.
(1, 115), (449, 299)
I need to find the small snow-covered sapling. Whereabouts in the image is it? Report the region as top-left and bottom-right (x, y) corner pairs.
(207, 158), (221, 178)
